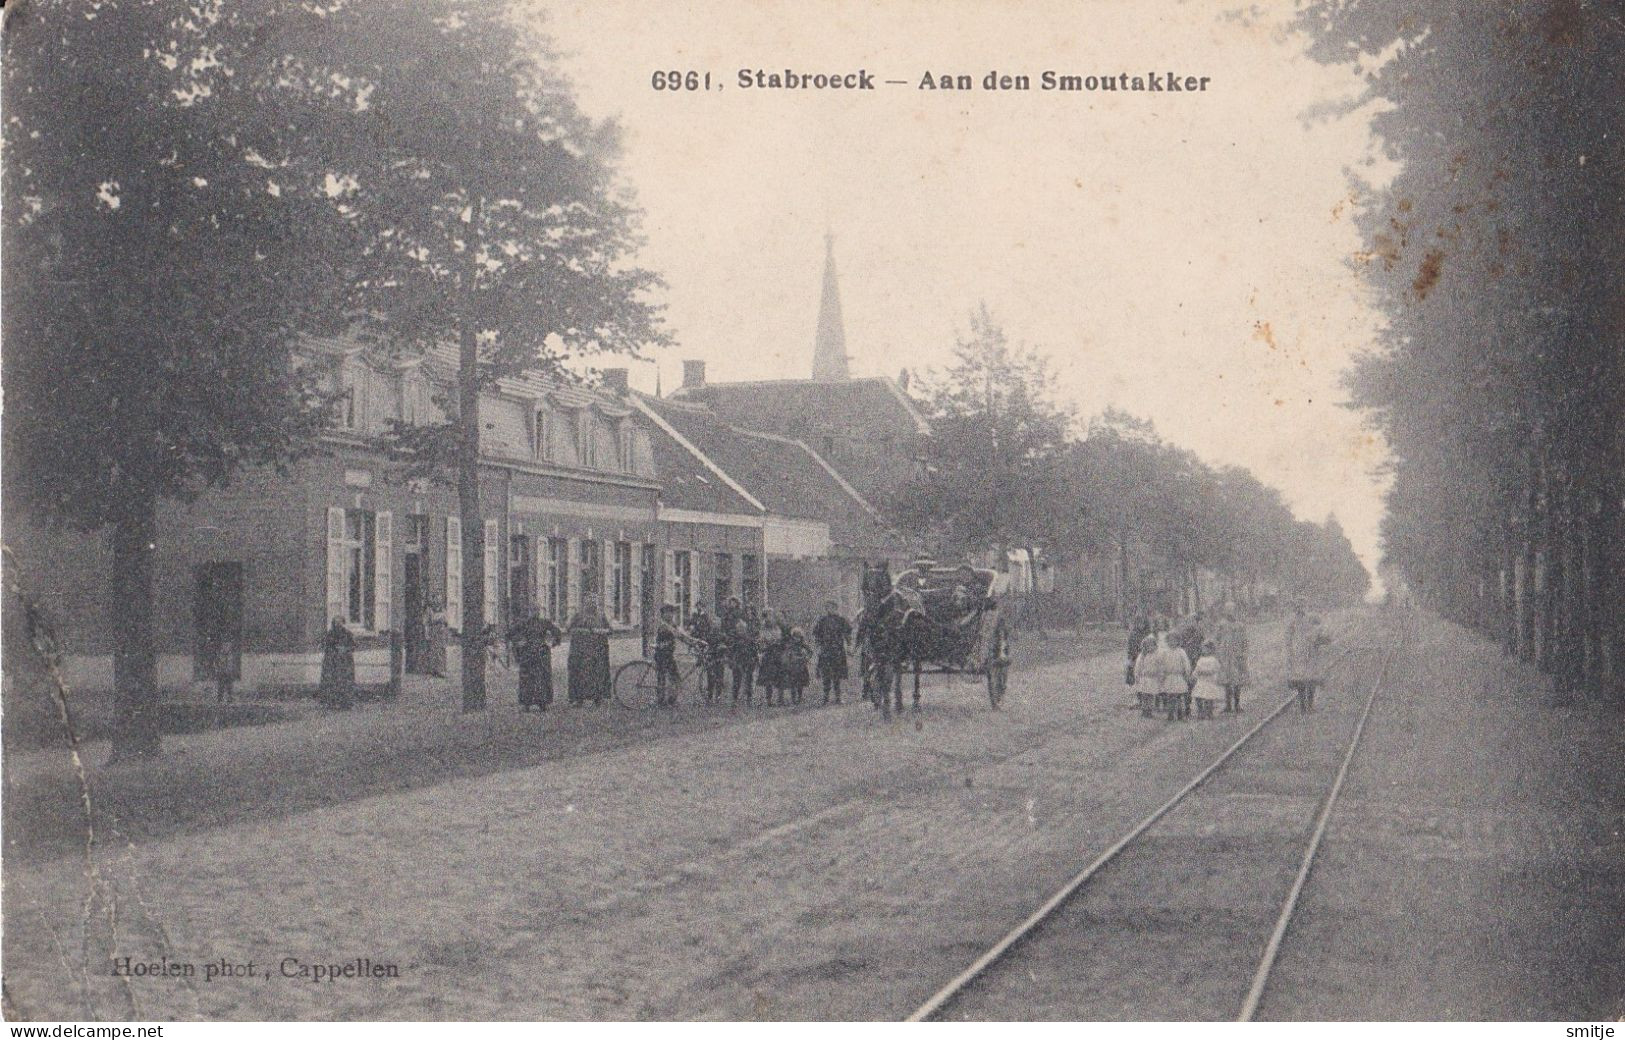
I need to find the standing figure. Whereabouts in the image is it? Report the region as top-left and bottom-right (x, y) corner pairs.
(1177, 610), (1206, 699)
(757, 609), (784, 706)
(319, 617), (356, 710)
(567, 593), (613, 706)
(729, 618), (758, 706)
(1285, 603), (1330, 712)
(1133, 633), (1160, 717)
(782, 628), (812, 705)
(1125, 610), (1151, 690)
(687, 602), (724, 702)
(718, 596), (743, 641)
(1157, 632), (1193, 721)
(1192, 640), (1223, 719)
(812, 601), (853, 705)
(509, 606), (562, 711)
(1214, 603), (1249, 713)
(654, 604), (702, 707)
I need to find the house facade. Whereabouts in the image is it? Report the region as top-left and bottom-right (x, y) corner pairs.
(7, 334), (667, 695)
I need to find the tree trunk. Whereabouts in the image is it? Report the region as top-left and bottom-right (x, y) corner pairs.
(109, 493), (161, 760)
(1116, 531), (1130, 624)
(458, 198), (488, 712)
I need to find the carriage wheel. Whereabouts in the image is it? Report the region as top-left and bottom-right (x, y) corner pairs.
(612, 660), (659, 709)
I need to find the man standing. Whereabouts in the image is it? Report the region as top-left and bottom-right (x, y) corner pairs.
(1214, 604), (1249, 713)
(1285, 603), (1330, 712)
(1126, 610), (1151, 692)
(688, 602), (723, 702)
(812, 600), (853, 704)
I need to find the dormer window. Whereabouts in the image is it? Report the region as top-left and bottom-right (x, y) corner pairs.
(336, 360), (362, 430)
(400, 371), (429, 426)
(576, 409), (597, 468)
(530, 406), (552, 461)
(616, 421), (634, 472)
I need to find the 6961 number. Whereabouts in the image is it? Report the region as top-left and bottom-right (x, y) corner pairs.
(651, 70), (712, 91)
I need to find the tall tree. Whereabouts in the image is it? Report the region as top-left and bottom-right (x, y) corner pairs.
(1302, 0), (1623, 699)
(893, 305), (1075, 597)
(312, 0), (666, 710)
(3, 0), (355, 758)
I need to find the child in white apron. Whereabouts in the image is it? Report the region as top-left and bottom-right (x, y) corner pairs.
(1192, 640), (1223, 719)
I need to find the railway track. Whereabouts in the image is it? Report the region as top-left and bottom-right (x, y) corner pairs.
(907, 611), (1406, 1021)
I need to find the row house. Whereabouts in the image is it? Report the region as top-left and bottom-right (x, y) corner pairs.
(8, 344), (912, 700)
(635, 390), (908, 622)
(9, 332), (667, 695)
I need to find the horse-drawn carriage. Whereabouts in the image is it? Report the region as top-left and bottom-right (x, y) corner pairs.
(855, 560), (1011, 717)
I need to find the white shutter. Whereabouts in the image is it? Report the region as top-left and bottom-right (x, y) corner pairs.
(532, 535), (545, 618)
(374, 511), (393, 632)
(602, 539), (613, 622)
(629, 544), (643, 628)
(664, 549), (677, 606)
(567, 538), (580, 614)
(483, 518), (500, 625)
(325, 507), (346, 627)
(445, 516), (462, 633)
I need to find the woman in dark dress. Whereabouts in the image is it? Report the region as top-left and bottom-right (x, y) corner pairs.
(729, 618), (757, 706)
(756, 609), (784, 705)
(318, 617), (356, 709)
(510, 606), (563, 711)
(567, 593), (613, 706)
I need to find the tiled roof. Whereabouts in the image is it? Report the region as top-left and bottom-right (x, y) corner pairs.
(632, 403), (763, 517)
(674, 376), (930, 436)
(637, 395), (898, 553)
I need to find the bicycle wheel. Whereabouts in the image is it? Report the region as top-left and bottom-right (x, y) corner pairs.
(613, 659), (659, 709)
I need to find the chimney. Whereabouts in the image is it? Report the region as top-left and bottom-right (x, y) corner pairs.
(601, 368), (629, 394)
(682, 359), (706, 389)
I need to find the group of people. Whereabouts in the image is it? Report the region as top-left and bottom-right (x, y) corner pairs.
(316, 592), (621, 712)
(1126, 602), (1329, 721)
(505, 594), (615, 711)
(318, 593), (861, 712)
(1128, 605), (1251, 721)
(666, 598), (854, 709)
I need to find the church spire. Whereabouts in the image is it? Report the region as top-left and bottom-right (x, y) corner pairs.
(812, 232), (850, 381)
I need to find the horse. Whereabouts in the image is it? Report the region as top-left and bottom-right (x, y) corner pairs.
(856, 561), (989, 719)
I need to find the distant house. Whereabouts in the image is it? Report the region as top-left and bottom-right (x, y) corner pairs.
(669, 236), (931, 508)
(613, 371), (767, 644)
(633, 389), (906, 621)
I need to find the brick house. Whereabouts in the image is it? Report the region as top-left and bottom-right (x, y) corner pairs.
(6, 333), (665, 695)
(634, 386), (907, 623)
(613, 372), (767, 646)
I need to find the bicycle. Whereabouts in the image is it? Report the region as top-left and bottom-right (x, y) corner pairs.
(612, 641), (718, 709)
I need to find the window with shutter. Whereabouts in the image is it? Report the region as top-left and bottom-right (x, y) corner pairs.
(546, 536), (569, 621)
(445, 517), (462, 633)
(375, 511), (393, 632)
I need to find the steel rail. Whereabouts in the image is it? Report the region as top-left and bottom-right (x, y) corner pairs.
(905, 614), (1388, 1022)
(1236, 616), (1405, 1020)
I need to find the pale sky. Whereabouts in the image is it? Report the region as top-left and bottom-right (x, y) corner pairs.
(532, 0), (1396, 584)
